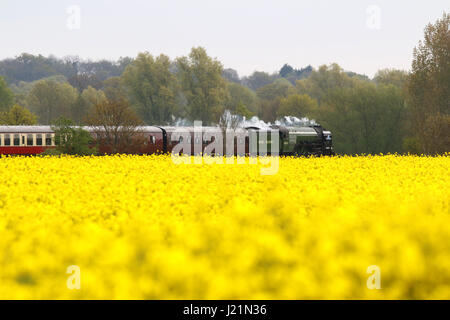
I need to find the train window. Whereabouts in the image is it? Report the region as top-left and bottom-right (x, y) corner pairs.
(14, 134), (20, 146)
(187, 136), (191, 143)
(46, 134), (52, 146)
(0, 134), (3, 146)
(179, 136), (183, 142)
(4, 134), (11, 146)
(27, 134), (33, 146)
(150, 136), (156, 144)
(36, 134), (42, 146)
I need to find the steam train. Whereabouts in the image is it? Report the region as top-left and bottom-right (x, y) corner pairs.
(0, 125), (334, 156)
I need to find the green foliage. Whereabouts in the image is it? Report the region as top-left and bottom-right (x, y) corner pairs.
(70, 86), (107, 125)
(296, 63), (356, 104)
(407, 12), (449, 154)
(0, 76), (14, 112)
(85, 97), (144, 154)
(51, 117), (96, 156)
(402, 137), (422, 155)
(278, 94), (318, 119)
(374, 69), (409, 88)
(316, 82), (406, 154)
(176, 47), (228, 125)
(279, 64), (294, 77)
(257, 78), (294, 101)
(26, 79), (78, 124)
(40, 148), (64, 156)
(279, 64), (313, 84)
(9, 75), (68, 107)
(242, 71), (278, 91)
(0, 105), (37, 125)
(222, 68), (240, 83)
(122, 53), (177, 124)
(235, 102), (253, 119)
(256, 79), (295, 122)
(0, 53), (131, 84)
(102, 77), (128, 102)
(259, 99), (281, 123)
(225, 82), (259, 116)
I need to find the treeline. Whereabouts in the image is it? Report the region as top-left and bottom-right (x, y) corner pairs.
(0, 13), (448, 155)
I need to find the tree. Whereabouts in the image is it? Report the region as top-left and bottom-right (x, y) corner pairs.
(407, 12), (449, 154)
(279, 64), (294, 78)
(278, 94), (318, 119)
(50, 117), (96, 155)
(374, 69), (408, 88)
(222, 68), (240, 83)
(81, 86), (107, 111)
(0, 53), (58, 84)
(0, 53), (132, 85)
(256, 78), (294, 101)
(85, 98), (144, 154)
(225, 82), (259, 116)
(68, 73), (102, 92)
(71, 86), (107, 125)
(0, 105), (37, 125)
(422, 112), (450, 154)
(122, 53), (177, 124)
(0, 76), (14, 112)
(296, 64), (356, 104)
(259, 99), (281, 123)
(9, 75), (68, 107)
(279, 64), (313, 85)
(242, 71), (278, 91)
(176, 47), (228, 125)
(317, 82), (406, 154)
(102, 77), (128, 102)
(257, 79), (295, 122)
(26, 79), (78, 124)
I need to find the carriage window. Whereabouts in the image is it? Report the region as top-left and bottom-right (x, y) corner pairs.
(150, 136), (156, 144)
(27, 134), (33, 146)
(36, 134), (42, 146)
(0, 134), (3, 146)
(4, 134), (11, 146)
(14, 134), (20, 146)
(46, 134), (52, 146)
(179, 136), (183, 142)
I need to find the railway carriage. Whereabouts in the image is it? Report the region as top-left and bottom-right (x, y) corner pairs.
(0, 124), (334, 156)
(0, 126), (56, 155)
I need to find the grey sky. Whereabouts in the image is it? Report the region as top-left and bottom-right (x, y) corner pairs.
(1, 0), (448, 77)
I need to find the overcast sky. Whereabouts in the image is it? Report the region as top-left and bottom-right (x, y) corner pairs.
(1, 0), (448, 77)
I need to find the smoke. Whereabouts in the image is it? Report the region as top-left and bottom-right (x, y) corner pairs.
(171, 116), (194, 127)
(241, 115), (318, 129)
(170, 113), (319, 128)
(240, 116), (273, 129)
(275, 116), (318, 127)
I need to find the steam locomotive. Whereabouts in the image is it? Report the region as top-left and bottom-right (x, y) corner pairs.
(0, 125), (333, 156)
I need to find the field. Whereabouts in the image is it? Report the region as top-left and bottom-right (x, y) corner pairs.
(0, 154), (449, 299)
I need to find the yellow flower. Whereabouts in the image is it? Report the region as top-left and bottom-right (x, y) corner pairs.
(0, 154), (448, 299)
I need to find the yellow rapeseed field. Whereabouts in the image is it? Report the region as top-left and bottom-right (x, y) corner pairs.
(0, 154), (449, 299)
